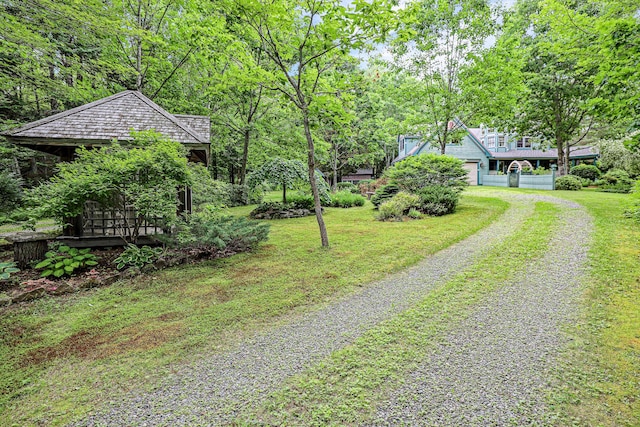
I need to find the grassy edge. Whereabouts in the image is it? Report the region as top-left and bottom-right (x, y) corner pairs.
(545, 191), (640, 426)
(239, 201), (561, 426)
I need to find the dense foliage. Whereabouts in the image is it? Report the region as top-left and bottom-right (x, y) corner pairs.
(163, 211), (270, 256)
(28, 132), (191, 241)
(555, 175), (583, 191)
(329, 191), (366, 208)
(385, 154), (468, 193)
(570, 164), (601, 181)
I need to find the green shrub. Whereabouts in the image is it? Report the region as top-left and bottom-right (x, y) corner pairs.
(407, 209), (422, 219)
(330, 190), (366, 208)
(376, 192), (421, 221)
(555, 175), (583, 191)
(417, 185), (460, 216)
(0, 262), (19, 280)
(0, 171), (22, 213)
(165, 213), (270, 255)
(336, 182), (359, 194)
(599, 169), (634, 193)
(532, 167), (552, 175)
(570, 164), (601, 181)
(371, 183), (400, 208)
(385, 154), (468, 192)
(35, 246), (99, 278)
(286, 193), (316, 210)
(580, 177), (593, 187)
(114, 244), (163, 270)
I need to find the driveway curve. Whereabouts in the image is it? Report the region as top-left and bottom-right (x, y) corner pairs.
(74, 193), (591, 426)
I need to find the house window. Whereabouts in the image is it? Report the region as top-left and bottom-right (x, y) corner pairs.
(487, 136), (495, 148)
(517, 137), (532, 148)
(498, 135), (505, 147)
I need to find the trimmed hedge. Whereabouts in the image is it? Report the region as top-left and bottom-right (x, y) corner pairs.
(556, 175), (583, 191)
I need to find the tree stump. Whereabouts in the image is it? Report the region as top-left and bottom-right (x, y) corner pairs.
(7, 233), (50, 269)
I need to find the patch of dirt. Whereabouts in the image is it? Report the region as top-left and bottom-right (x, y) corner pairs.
(21, 323), (185, 366)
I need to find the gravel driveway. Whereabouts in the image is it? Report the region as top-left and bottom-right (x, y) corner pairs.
(74, 194), (591, 426)
(368, 198), (592, 426)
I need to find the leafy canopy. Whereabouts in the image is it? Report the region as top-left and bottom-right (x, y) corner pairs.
(247, 157), (307, 203)
(29, 131), (192, 239)
(385, 154), (469, 193)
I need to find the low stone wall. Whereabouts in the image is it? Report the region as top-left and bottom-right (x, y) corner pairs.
(519, 174), (555, 190)
(482, 175), (509, 187)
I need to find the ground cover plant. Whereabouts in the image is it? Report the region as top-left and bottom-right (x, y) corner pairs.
(0, 194), (507, 426)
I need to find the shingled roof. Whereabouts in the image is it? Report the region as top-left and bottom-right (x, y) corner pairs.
(1, 90), (210, 162)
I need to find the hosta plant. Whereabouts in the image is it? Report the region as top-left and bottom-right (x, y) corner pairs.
(0, 262), (19, 280)
(114, 244), (163, 270)
(35, 246), (99, 278)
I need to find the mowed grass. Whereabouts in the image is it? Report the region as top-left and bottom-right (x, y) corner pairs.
(242, 201), (560, 425)
(547, 190), (640, 426)
(0, 194), (507, 426)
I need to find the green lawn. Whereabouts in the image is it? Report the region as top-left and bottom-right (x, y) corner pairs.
(0, 194), (507, 426)
(546, 190), (640, 426)
(2, 188), (637, 426)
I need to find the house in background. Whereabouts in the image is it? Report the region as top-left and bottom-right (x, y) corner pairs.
(341, 168), (374, 184)
(396, 120), (598, 187)
(1, 90), (210, 244)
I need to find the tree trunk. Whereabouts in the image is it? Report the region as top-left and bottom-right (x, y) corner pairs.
(302, 110), (329, 247)
(556, 135), (567, 176)
(332, 146), (338, 191)
(239, 128), (251, 185)
(13, 238), (48, 269)
(282, 183), (287, 204)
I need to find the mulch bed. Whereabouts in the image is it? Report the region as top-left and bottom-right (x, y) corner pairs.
(1, 242), (253, 307)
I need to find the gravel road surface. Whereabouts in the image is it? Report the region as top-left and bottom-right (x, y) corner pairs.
(74, 194), (589, 426)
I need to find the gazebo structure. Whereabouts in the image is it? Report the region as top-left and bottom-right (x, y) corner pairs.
(1, 90), (210, 246)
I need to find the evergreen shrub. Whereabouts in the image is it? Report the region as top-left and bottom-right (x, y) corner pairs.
(417, 185), (460, 216)
(336, 182), (359, 193)
(376, 192), (420, 221)
(555, 175), (583, 191)
(570, 164), (601, 181)
(371, 183), (400, 208)
(598, 169), (634, 193)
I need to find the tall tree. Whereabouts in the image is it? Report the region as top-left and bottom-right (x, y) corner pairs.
(394, 0), (493, 153)
(236, 0), (393, 247)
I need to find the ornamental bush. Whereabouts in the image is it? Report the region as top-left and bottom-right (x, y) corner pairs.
(384, 154), (468, 193)
(336, 182), (359, 193)
(28, 131), (191, 242)
(599, 169), (634, 193)
(555, 175), (582, 191)
(329, 190), (366, 208)
(570, 164), (601, 181)
(376, 192), (421, 221)
(417, 185), (460, 216)
(164, 212), (270, 255)
(371, 183), (400, 208)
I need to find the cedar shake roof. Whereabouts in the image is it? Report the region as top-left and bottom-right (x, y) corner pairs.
(2, 90), (210, 146)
